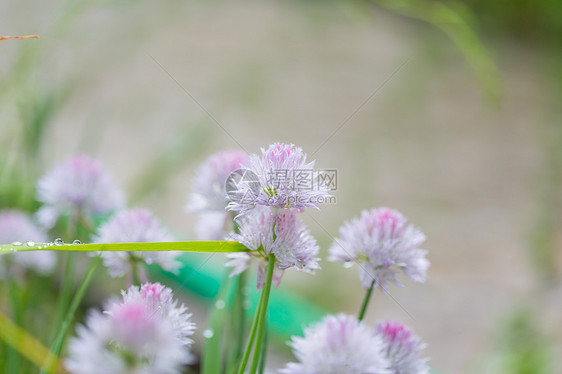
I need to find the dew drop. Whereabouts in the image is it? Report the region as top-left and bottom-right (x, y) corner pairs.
(215, 299), (225, 309)
(37, 245), (43, 249)
(12, 241), (22, 246)
(343, 261), (354, 268)
(54, 238), (64, 246)
(27, 241), (35, 247)
(72, 240), (81, 245)
(203, 329), (214, 339)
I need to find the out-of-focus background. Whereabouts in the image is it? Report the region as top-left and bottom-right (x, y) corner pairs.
(1, 0), (561, 373)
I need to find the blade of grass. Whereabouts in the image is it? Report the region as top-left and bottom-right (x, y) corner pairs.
(41, 257), (101, 374)
(0, 310), (64, 373)
(201, 273), (231, 374)
(7, 278), (22, 374)
(52, 253), (74, 340)
(226, 272), (247, 374)
(0, 241), (250, 255)
(248, 255), (275, 374)
(370, 0), (500, 103)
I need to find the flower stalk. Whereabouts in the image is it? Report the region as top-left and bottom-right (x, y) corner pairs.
(358, 279), (376, 321)
(249, 254), (275, 374)
(237, 254), (275, 374)
(41, 256), (101, 374)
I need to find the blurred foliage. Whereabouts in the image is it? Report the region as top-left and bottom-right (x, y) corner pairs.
(496, 308), (554, 374)
(528, 50), (562, 281)
(18, 86), (73, 162)
(298, 0), (501, 101)
(128, 120), (212, 204)
(370, 0), (500, 103)
(0, 43), (72, 213)
(530, 119), (562, 281)
(463, 0), (562, 45)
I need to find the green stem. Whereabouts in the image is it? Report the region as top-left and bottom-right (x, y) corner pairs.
(52, 212), (78, 338)
(358, 279), (376, 321)
(237, 283), (267, 374)
(130, 256), (140, 285)
(235, 271), (247, 356)
(201, 272), (230, 374)
(249, 255), (275, 374)
(257, 324), (268, 374)
(226, 272), (248, 374)
(7, 277), (21, 374)
(52, 252), (74, 335)
(41, 257), (101, 374)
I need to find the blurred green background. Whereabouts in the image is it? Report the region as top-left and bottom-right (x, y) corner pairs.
(1, 0), (561, 373)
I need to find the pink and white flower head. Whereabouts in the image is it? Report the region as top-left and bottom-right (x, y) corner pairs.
(66, 283), (195, 374)
(329, 207), (429, 290)
(36, 155), (125, 228)
(227, 143), (331, 215)
(120, 283), (196, 347)
(375, 321), (430, 374)
(186, 149), (248, 239)
(280, 314), (390, 374)
(226, 206), (320, 289)
(186, 149), (248, 213)
(94, 209), (181, 278)
(0, 210), (55, 275)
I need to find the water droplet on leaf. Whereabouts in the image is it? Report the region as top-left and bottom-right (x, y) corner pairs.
(54, 238), (64, 246)
(203, 329), (214, 338)
(72, 240), (81, 245)
(215, 300), (225, 309)
(12, 242), (22, 246)
(27, 241), (35, 247)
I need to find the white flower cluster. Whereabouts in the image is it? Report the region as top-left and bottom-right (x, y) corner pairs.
(280, 314), (430, 374)
(66, 283), (195, 374)
(35, 155), (182, 278)
(188, 143), (325, 289)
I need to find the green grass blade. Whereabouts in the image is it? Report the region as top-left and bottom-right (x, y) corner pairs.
(201, 275), (230, 374)
(41, 257), (101, 374)
(0, 311), (62, 373)
(0, 241), (249, 255)
(225, 273), (247, 374)
(371, 0), (501, 103)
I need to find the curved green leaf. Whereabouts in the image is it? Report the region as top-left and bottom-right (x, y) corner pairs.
(371, 0), (501, 103)
(0, 241), (249, 256)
